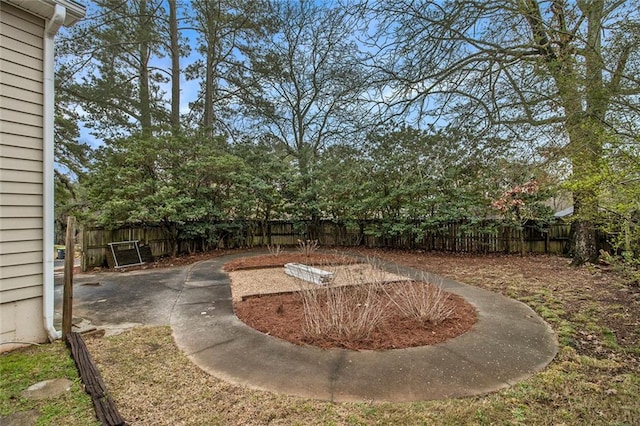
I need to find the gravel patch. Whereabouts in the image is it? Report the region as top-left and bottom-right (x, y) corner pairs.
(228, 263), (410, 301)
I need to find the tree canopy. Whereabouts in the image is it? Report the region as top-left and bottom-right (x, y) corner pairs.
(364, 0), (640, 262)
(54, 0), (640, 263)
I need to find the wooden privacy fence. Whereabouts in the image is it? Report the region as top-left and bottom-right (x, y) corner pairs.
(82, 226), (172, 271)
(81, 220), (572, 270)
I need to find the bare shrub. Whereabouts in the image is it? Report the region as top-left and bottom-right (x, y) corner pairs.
(386, 279), (455, 325)
(300, 283), (388, 341)
(298, 264), (388, 342)
(267, 244), (282, 256)
(296, 259), (455, 343)
(297, 239), (319, 256)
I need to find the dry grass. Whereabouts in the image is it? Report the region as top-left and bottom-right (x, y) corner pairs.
(297, 239), (319, 256)
(266, 244), (283, 256)
(77, 250), (639, 425)
(299, 280), (389, 341)
(83, 326), (639, 426)
(298, 260), (455, 340)
(385, 279), (455, 325)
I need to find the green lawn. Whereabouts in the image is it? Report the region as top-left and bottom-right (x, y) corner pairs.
(0, 342), (98, 425)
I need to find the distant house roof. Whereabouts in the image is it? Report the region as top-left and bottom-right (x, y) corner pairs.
(5, 0), (85, 26)
(554, 206), (574, 218)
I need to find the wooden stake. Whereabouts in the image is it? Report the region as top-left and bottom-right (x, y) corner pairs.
(62, 216), (76, 342)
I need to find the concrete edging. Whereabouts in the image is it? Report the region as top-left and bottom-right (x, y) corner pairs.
(170, 253), (558, 402)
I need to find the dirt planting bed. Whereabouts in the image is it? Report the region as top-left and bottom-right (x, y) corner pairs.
(234, 286), (476, 350)
(227, 252), (477, 350)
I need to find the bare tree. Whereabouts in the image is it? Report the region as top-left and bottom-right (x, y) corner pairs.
(367, 0), (640, 263)
(185, 0), (267, 136)
(237, 1), (372, 227)
(240, 2), (370, 178)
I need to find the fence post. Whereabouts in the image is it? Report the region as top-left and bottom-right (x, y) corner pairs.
(62, 216), (76, 342)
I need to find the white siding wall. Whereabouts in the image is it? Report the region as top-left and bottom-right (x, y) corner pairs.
(0, 2), (47, 347)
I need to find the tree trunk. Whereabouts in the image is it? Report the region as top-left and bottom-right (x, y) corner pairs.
(504, 225), (511, 254)
(138, 0), (152, 135)
(202, 1), (220, 135)
(569, 196), (599, 264)
(169, 0), (181, 134)
(162, 221), (178, 257)
(521, 0), (607, 266)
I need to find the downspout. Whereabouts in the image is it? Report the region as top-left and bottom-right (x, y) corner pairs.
(43, 4), (66, 342)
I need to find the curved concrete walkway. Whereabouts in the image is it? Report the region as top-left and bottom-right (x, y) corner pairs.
(171, 253), (558, 403)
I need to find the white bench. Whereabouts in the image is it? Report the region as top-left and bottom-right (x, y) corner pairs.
(284, 263), (334, 285)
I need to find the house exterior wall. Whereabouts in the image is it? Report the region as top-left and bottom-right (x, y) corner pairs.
(0, 2), (47, 348)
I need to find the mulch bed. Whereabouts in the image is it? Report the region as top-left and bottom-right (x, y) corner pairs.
(234, 284), (476, 350)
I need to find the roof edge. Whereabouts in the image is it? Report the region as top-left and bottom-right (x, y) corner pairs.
(3, 0), (86, 27)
